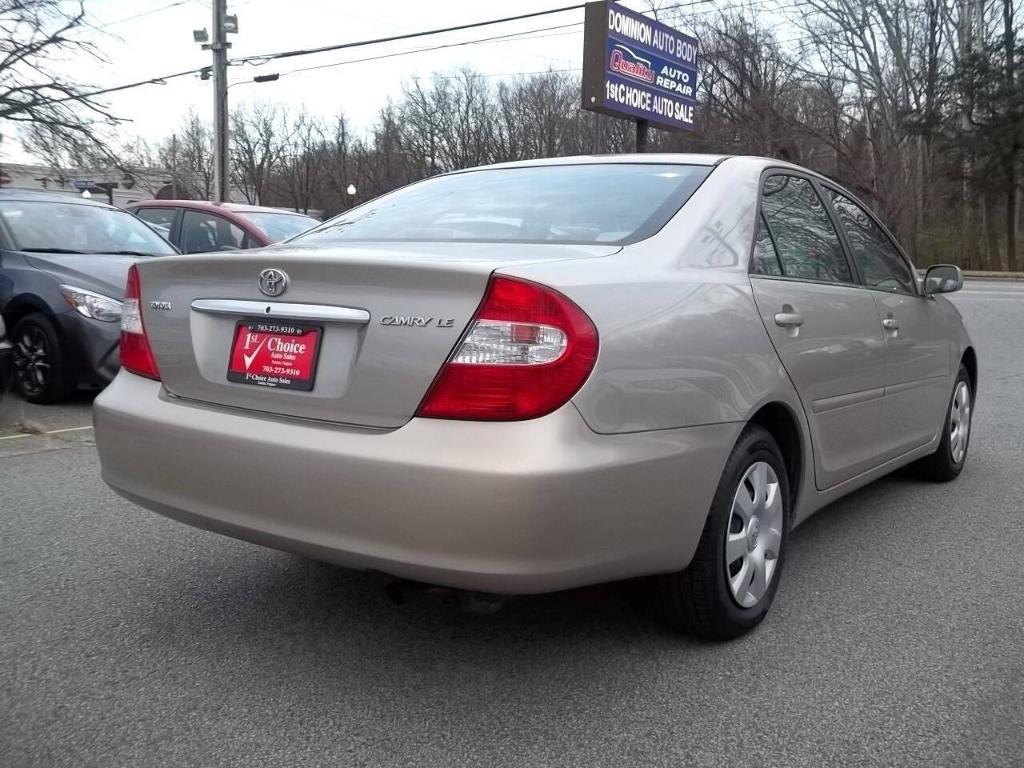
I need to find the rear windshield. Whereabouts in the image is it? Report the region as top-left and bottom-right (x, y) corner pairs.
(291, 164), (711, 246)
(241, 211), (317, 242)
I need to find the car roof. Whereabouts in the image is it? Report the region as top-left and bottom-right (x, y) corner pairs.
(126, 200), (313, 216)
(438, 153), (831, 182)
(472, 153), (728, 171)
(0, 188), (119, 209)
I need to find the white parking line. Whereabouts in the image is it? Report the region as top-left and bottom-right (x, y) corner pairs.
(0, 425), (94, 441)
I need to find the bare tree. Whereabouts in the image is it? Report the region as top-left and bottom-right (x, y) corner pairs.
(230, 103), (291, 204)
(0, 1), (119, 165)
(158, 112), (215, 200)
(273, 112), (326, 213)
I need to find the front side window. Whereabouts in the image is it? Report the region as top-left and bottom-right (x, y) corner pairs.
(291, 164), (712, 247)
(0, 200), (176, 255)
(828, 190), (916, 294)
(180, 211), (247, 254)
(758, 175), (852, 284)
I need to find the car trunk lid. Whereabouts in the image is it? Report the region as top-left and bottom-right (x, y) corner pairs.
(134, 242), (615, 428)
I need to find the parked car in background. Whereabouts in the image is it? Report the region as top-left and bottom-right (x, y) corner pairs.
(0, 315), (11, 401)
(0, 190), (177, 403)
(126, 201), (317, 254)
(94, 156), (975, 640)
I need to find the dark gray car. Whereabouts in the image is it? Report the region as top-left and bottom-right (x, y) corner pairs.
(0, 190), (177, 403)
(0, 314), (11, 400)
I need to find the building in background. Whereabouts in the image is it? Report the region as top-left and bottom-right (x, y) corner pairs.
(0, 163), (270, 209)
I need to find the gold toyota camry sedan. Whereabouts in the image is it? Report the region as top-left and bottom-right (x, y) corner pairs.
(94, 155), (975, 639)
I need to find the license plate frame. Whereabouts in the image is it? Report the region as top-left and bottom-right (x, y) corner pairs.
(226, 319), (323, 392)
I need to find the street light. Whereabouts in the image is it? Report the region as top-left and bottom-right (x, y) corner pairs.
(346, 184), (357, 196)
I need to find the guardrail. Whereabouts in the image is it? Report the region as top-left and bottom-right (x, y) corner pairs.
(962, 270), (1024, 281)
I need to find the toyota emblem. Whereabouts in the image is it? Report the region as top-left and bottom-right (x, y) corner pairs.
(258, 268), (288, 297)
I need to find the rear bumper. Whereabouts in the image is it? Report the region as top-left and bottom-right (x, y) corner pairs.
(93, 372), (740, 593)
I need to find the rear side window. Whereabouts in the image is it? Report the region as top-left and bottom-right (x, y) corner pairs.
(134, 208), (176, 240)
(751, 212), (783, 276)
(828, 190), (916, 294)
(757, 175), (852, 284)
(180, 211), (247, 254)
(241, 211), (316, 243)
(291, 164), (712, 246)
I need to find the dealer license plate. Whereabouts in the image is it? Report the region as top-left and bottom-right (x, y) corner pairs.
(226, 320), (322, 391)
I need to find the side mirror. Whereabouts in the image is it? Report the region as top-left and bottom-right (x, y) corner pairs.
(923, 264), (963, 295)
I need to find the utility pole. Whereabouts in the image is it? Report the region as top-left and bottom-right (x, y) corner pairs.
(210, 0), (230, 202)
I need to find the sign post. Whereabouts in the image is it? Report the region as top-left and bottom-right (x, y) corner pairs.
(636, 119), (649, 152)
(581, 1), (699, 150)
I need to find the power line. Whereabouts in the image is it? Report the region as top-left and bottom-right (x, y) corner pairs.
(39, 67), (207, 107)
(11, 2), (597, 111)
(23, 0), (806, 112)
(276, 21), (586, 80)
(230, 0), (726, 69)
(228, 3), (590, 66)
(261, 0), (809, 85)
(105, 0), (191, 26)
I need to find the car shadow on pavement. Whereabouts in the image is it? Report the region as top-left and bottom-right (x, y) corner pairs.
(112, 467), (942, 687)
(0, 388), (97, 431)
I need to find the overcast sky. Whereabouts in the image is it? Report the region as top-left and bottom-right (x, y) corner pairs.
(17, 0), (685, 163)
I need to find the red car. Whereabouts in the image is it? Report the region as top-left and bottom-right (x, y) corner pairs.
(126, 201), (318, 254)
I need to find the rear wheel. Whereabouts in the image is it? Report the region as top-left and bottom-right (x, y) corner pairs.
(12, 313), (73, 404)
(914, 365), (972, 482)
(658, 425), (790, 641)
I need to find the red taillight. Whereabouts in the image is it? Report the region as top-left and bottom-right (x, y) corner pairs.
(120, 264), (160, 380)
(416, 275), (598, 421)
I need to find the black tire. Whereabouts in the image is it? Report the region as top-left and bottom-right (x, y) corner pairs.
(657, 425), (790, 641)
(914, 365), (973, 482)
(11, 313), (74, 404)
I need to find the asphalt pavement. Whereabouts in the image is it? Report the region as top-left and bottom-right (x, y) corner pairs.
(2, 280), (1022, 767)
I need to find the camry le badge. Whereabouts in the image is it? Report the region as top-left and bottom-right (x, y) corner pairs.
(258, 268), (289, 297)
(380, 316), (455, 328)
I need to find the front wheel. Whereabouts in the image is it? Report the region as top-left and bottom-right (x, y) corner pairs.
(12, 313), (73, 404)
(657, 425), (790, 641)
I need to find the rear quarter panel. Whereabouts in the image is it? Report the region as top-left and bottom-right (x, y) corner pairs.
(501, 157), (801, 435)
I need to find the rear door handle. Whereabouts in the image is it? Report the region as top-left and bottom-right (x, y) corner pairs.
(774, 312), (804, 328)
(882, 318), (899, 331)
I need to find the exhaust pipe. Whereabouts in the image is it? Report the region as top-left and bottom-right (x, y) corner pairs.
(426, 587), (508, 614)
(382, 578), (508, 614)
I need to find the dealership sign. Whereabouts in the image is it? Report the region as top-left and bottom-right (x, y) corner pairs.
(582, 1), (699, 132)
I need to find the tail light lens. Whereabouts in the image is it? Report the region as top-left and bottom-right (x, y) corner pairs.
(416, 275), (598, 420)
(120, 264), (160, 380)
